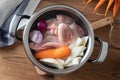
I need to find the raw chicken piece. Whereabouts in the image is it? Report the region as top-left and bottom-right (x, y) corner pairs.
(45, 24), (58, 36)
(42, 36), (59, 43)
(56, 14), (74, 24)
(46, 18), (58, 36)
(69, 22), (84, 37)
(57, 14), (84, 37)
(30, 14), (85, 51)
(58, 23), (76, 46)
(47, 18), (58, 28)
(30, 36), (63, 51)
(30, 42), (63, 51)
(30, 42), (41, 51)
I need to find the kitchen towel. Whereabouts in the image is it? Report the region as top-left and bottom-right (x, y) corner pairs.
(0, 0), (41, 47)
(0, 0), (23, 47)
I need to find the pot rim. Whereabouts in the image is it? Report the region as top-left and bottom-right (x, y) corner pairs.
(23, 4), (94, 75)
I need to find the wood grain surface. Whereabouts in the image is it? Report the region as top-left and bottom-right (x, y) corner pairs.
(0, 0), (120, 80)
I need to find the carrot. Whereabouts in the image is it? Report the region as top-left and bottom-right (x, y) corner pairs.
(113, 0), (120, 17)
(82, 0), (92, 10)
(118, 0), (120, 4)
(35, 49), (55, 58)
(93, 0), (107, 14)
(35, 46), (71, 59)
(84, 0), (92, 7)
(105, 0), (114, 16)
(85, 0), (92, 6)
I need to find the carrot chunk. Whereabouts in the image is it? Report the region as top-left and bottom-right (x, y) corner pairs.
(35, 46), (71, 59)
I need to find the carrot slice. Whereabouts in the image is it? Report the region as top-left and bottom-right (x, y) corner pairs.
(35, 46), (71, 59)
(113, 0), (120, 17)
(93, 0), (107, 14)
(105, 0), (114, 16)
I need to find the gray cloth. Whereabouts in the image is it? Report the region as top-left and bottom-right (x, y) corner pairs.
(0, 0), (41, 47)
(0, 0), (23, 28)
(0, 0), (23, 47)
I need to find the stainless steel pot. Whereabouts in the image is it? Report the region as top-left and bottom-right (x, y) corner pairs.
(17, 5), (108, 75)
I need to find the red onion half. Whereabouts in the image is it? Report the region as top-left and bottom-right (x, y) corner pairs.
(37, 20), (47, 32)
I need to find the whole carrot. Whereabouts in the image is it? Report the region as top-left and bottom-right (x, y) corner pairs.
(35, 46), (71, 59)
(105, 0), (114, 16)
(82, 0), (92, 10)
(93, 0), (107, 14)
(113, 0), (120, 17)
(118, 0), (120, 4)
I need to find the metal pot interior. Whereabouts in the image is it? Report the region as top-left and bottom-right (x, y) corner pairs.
(23, 5), (94, 75)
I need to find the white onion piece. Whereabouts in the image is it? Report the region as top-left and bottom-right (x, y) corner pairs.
(78, 52), (84, 57)
(56, 59), (65, 66)
(40, 58), (64, 69)
(68, 37), (84, 49)
(82, 36), (89, 46)
(75, 37), (84, 46)
(65, 57), (82, 67)
(29, 30), (43, 44)
(65, 46), (86, 65)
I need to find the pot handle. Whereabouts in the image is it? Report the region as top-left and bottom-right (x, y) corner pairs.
(9, 14), (30, 41)
(88, 37), (108, 63)
(92, 17), (114, 30)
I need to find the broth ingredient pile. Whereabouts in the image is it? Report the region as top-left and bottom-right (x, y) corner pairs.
(29, 14), (88, 69)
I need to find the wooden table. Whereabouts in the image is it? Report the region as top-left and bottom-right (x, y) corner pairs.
(0, 0), (120, 80)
